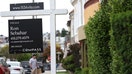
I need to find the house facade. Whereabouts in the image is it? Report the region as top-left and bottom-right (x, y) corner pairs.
(68, 0), (101, 68)
(69, 0), (86, 44)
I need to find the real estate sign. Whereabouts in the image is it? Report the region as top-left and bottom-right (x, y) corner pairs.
(8, 19), (43, 53)
(10, 2), (44, 11)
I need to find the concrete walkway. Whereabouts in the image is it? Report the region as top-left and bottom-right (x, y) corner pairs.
(42, 70), (67, 74)
(42, 71), (51, 74)
(42, 63), (66, 74)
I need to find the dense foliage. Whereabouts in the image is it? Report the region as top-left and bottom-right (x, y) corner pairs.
(109, 0), (132, 74)
(85, 0), (132, 74)
(61, 28), (68, 37)
(62, 43), (81, 73)
(16, 53), (32, 61)
(84, 2), (111, 74)
(43, 43), (64, 63)
(110, 10), (132, 74)
(0, 45), (31, 61)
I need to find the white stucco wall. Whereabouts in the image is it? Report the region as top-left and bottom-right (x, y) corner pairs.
(70, 0), (86, 43)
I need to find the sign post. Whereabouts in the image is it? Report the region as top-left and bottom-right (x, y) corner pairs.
(50, 0), (56, 73)
(0, 1), (68, 74)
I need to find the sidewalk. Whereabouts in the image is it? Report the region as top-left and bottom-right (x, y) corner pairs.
(42, 70), (67, 74)
(42, 63), (66, 74)
(42, 71), (51, 74)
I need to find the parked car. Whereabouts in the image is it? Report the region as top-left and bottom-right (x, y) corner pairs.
(6, 61), (25, 74)
(21, 61), (31, 74)
(0, 56), (6, 61)
(0, 59), (10, 74)
(43, 62), (50, 70)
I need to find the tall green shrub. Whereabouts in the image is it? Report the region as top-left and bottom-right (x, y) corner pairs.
(81, 68), (89, 74)
(108, 0), (132, 74)
(109, 11), (132, 74)
(108, 0), (132, 14)
(62, 43), (81, 73)
(62, 55), (75, 72)
(85, 3), (111, 74)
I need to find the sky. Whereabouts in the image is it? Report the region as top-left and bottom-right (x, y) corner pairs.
(0, 0), (73, 36)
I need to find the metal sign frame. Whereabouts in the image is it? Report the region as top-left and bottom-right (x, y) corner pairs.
(0, 0), (68, 74)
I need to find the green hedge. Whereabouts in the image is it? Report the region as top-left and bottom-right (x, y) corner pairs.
(108, 0), (132, 14)
(75, 68), (89, 74)
(109, 0), (132, 74)
(16, 53), (32, 61)
(62, 55), (75, 72)
(81, 68), (89, 74)
(85, 4), (111, 74)
(62, 43), (81, 73)
(110, 11), (132, 74)
(84, 0), (132, 74)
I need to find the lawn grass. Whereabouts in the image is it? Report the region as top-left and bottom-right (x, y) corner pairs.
(57, 71), (69, 74)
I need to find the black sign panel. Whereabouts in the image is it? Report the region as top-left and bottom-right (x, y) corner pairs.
(8, 19), (43, 53)
(10, 2), (44, 11)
